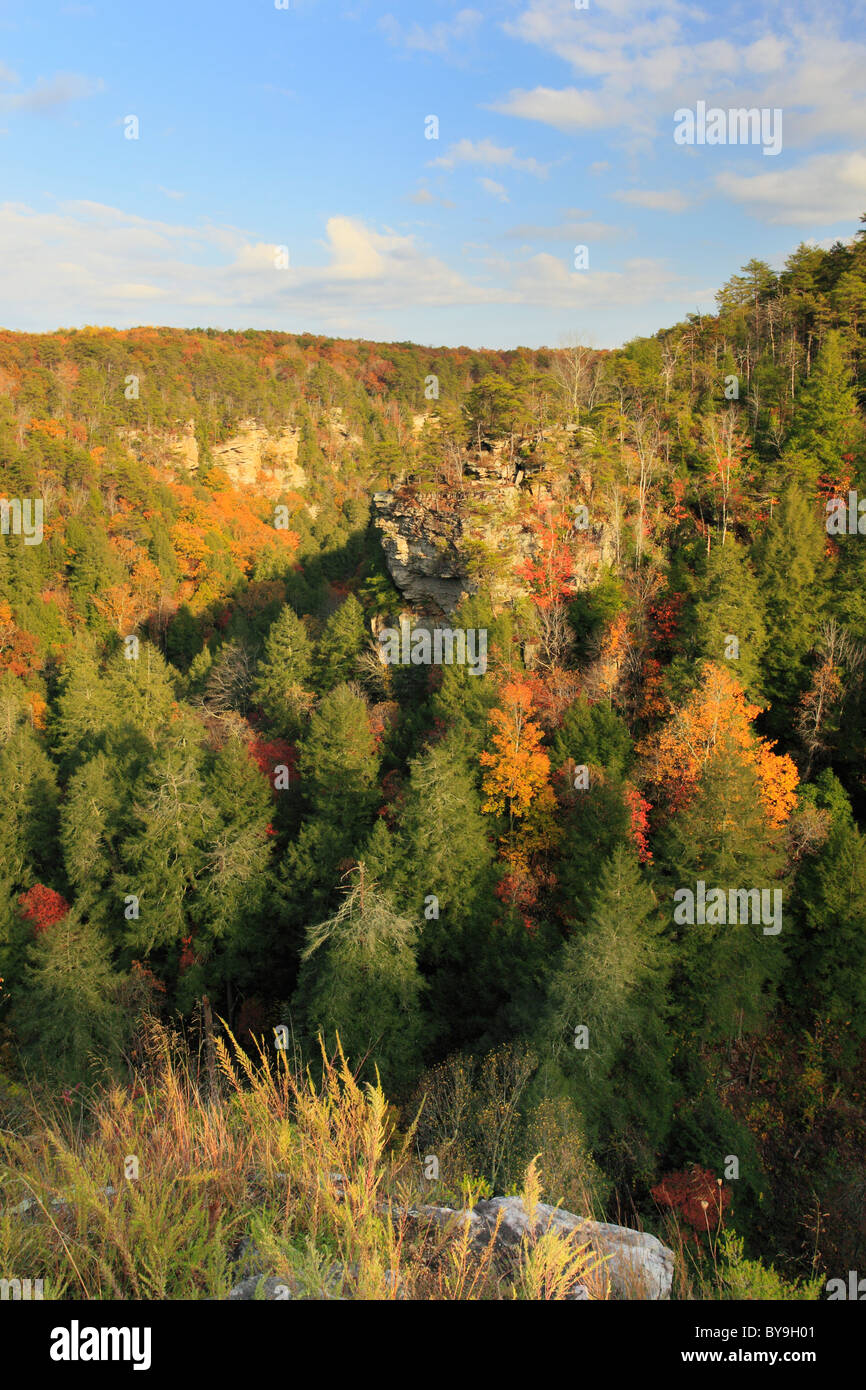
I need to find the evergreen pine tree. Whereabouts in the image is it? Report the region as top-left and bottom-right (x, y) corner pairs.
(50, 636), (110, 772)
(429, 594), (510, 754)
(658, 736), (786, 1042)
(782, 330), (858, 487)
(544, 845), (673, 1179)
(297, 683), (378, 830)
(252, 603), (313, 732)
(693, 538), (767, 700)
(789, 771), (866, 1059)
(554, 772), (633, 928)
(120, 733), (214, 953)
(59, 751), (128, 927)
(12, 911), (126, 1085)
(756, 484), (825, 718)
(292, 867), (426, 1092)
(196, 735), (273, 948)
(314, 594), (366, 690)
(395, 737), (494, 935)
(393, 737), (510, 1050)
(549, 695), (632, 777)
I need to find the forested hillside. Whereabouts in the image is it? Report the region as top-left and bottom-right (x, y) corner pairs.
(1, 220), (865, 1296)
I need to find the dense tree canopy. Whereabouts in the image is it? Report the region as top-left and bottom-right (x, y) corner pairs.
(1, 219), (865, 1284)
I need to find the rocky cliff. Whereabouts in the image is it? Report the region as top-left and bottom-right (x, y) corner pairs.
(372, 482), (533, 613)
(119, 417), (308, 499)
(373, 473), (616, 617)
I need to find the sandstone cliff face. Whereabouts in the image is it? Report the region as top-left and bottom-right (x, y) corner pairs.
(373, 482), (539, 614)
(373, 476), (615, 616)
(210, 419), (307, 497)
(118, 418), (307, 499)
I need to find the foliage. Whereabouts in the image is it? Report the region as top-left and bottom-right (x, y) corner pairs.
(1, 220), (866, 1292)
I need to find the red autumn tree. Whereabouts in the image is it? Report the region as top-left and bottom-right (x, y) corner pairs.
(651, 1166), (731, 1240)
(625, 784), (653, 863)
(247, 736), (297, 794)
(17, 884), (71, 934)
(516, 508), (578, 609)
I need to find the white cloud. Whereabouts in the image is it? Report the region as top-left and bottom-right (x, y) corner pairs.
(321, 217), (384, 279)
(489, 85), (615, 132)
(0, 202), (506, 327)
(716, 150), (866, 224)
(494, 1), (866, 150)
(0, 72), (102, 112)
(108, 282), (168, 301)
(505, 216), (622, 241)
(379, 8), (482, 54)
(407, 187), (455, 208)
(0, 199), (699, 331)
(509, 252), (681, 309)
(429, 137), (549, 177)
(479, 177), (509, 202)
(743, 35), (786, 74)
(615, 188), (692, 212)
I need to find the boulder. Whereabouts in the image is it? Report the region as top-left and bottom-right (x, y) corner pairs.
(471, 1196), (674, 1300)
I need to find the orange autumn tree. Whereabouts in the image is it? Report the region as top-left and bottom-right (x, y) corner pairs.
(638, 662), (798, 827)
(480, 680), (559, 929)
(0, 600), (40, 677)
(583, 610), (630, 705)
(481, 680), (553, 822)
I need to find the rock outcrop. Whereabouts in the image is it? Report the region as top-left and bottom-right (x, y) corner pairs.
(372, 483), (536, 615)
(373, 479), (615, 617)
(224, 1194), (675, 1301)
(373, 489), (480, 613)
(470, 1196), (674, 1300)
(118, 418), (307, 499)
(211, 419), (307, 497)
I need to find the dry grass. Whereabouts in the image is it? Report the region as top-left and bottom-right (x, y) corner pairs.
(0, 1019), (606, 1301)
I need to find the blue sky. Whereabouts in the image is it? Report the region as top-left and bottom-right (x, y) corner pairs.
(0, 0), (864, 347)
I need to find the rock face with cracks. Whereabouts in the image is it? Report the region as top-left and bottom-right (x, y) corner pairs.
(118, 417), (308, 498)
(372, 475), (616, 618)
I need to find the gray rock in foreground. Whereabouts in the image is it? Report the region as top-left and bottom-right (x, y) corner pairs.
(225, 1195), (675, 1301)
(470, 1196), (675, 1300)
